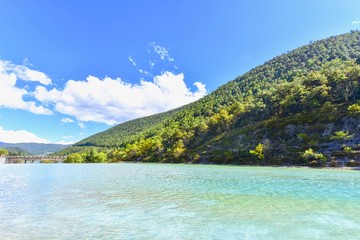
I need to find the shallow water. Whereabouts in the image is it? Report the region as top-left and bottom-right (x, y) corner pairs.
(0, 164), (359, 239)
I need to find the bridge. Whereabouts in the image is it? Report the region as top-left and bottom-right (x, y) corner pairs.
(0, 155), (66, 164)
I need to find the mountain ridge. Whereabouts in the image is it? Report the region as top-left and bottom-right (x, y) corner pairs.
(60, 31), (360, 166)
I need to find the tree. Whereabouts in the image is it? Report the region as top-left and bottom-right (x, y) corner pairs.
(330, 131), (354, 140)
(64, 153), (83, 163)
(209, 109), (234, 132)
(171, 139), (186, 159)
(348, 103), (360, 118)
(302, 148), (326, 167)
(250, 143), (265, 161)
(93, 152), (107, 163)
(0, 148), (9, 155)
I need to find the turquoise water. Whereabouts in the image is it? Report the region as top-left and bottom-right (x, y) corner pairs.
(0, 164), (359, 239)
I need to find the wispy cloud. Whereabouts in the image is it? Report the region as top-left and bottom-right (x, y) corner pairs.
(352, 20), (360, 25)
(61, 118), (74, 123)
(34, 72), (207, 125)
(0, 126), (49, 143)
(128, 55), (137, 66)
(139, 69), (153, 77)
(78, 122), (85, 129)
(149, 60), (156, 68)
(149, 42), (174, 62)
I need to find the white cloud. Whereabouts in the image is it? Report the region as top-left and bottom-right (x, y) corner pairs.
(352, 20), (360, 24)
(78, 122), (85, 129)
(128, 55), (137, 66)
(194, 82), (207, 98)
(0, 126), (49, 143)
(62, 135), (74, 139)
(150, 42), (174, 62)
(55, 140), (76, 145)
(149, 60), (156, 68)
(139, 69), (152, 77)
(0, 59), (53, 115)
(15, 67), (52, 85)
(0, 59), (52, 85)
(61, 118), (74, 123)
(34, 72), (207, 125)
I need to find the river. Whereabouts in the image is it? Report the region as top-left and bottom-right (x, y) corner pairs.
(0, 163), (359, 239)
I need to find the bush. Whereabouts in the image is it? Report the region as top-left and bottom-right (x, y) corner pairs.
(302, 148), (326, 161)
(40, 159), (55, 164)
(250, 143), (265, 160)
(308, 160), (320, 167)
(346, 160), (359, 167)
(302, 148), (327, 167)
(64, 153), (84, 163)
(348, 103), (360, 118)
(342, 145), (353, 153)
(330, 131), (354, 140)
(329, 159), (338, 167)
(0, 148), (9, 155)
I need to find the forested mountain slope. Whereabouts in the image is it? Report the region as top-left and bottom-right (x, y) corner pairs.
(61, 31), (360, 166)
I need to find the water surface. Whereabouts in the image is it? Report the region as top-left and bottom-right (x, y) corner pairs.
(0, 164), (359, 239)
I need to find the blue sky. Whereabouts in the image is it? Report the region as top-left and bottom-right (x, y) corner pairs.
(0, 0), (359, 144)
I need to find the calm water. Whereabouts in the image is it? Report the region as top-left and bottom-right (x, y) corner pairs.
(0, 164), (359, 239)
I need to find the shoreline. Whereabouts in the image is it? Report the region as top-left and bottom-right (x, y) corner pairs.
(2, 161), (360, 170)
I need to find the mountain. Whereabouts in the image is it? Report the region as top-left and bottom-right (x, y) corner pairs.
(0, 142), (70, 156)
(60, 31), (360, 166)
(3, 147), (32, 156)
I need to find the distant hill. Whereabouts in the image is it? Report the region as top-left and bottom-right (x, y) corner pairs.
(59, 31), (360, 166)
(0, 142), (70, 155)
(3, 147), (32, 156)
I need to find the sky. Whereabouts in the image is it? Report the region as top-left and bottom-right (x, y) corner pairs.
(0, 0), (360, 144)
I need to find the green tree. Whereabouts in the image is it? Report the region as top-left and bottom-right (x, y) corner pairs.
(330, 131), (354, 140)
(302, 148), (326, 167)
(93, 152), (107, 163)
(250, 143), (265, 160)
(85, 149), (107, 163)
(0, 148), (9, 155)
(171, 139), (186, 159)
(348, 103), (360, 117)
(64, 153), (84, 163)
(209, 109), (234, 131)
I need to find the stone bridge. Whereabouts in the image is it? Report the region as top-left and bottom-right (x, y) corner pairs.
(0, 155), (66, 164)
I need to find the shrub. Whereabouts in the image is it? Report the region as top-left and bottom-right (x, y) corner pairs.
(302, 148), (315, 160)
(193, 153), (201, 163)
(302, 148), (326, 161)
(0, 148), (9, 155)
(64, 153), (84, 163)
(297, 133), (310, 142)
(329, 159), (338, 167)
(348, 103), (360, 118)
(250, 143), (265, 160)
(308, 160), (320, 167)
(342, 145), (353, 153)
(346, 160), (359, 167)
(330, 131), (354, 140)
(302, 148), (327, 167)
(40, 159), (55, 164)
